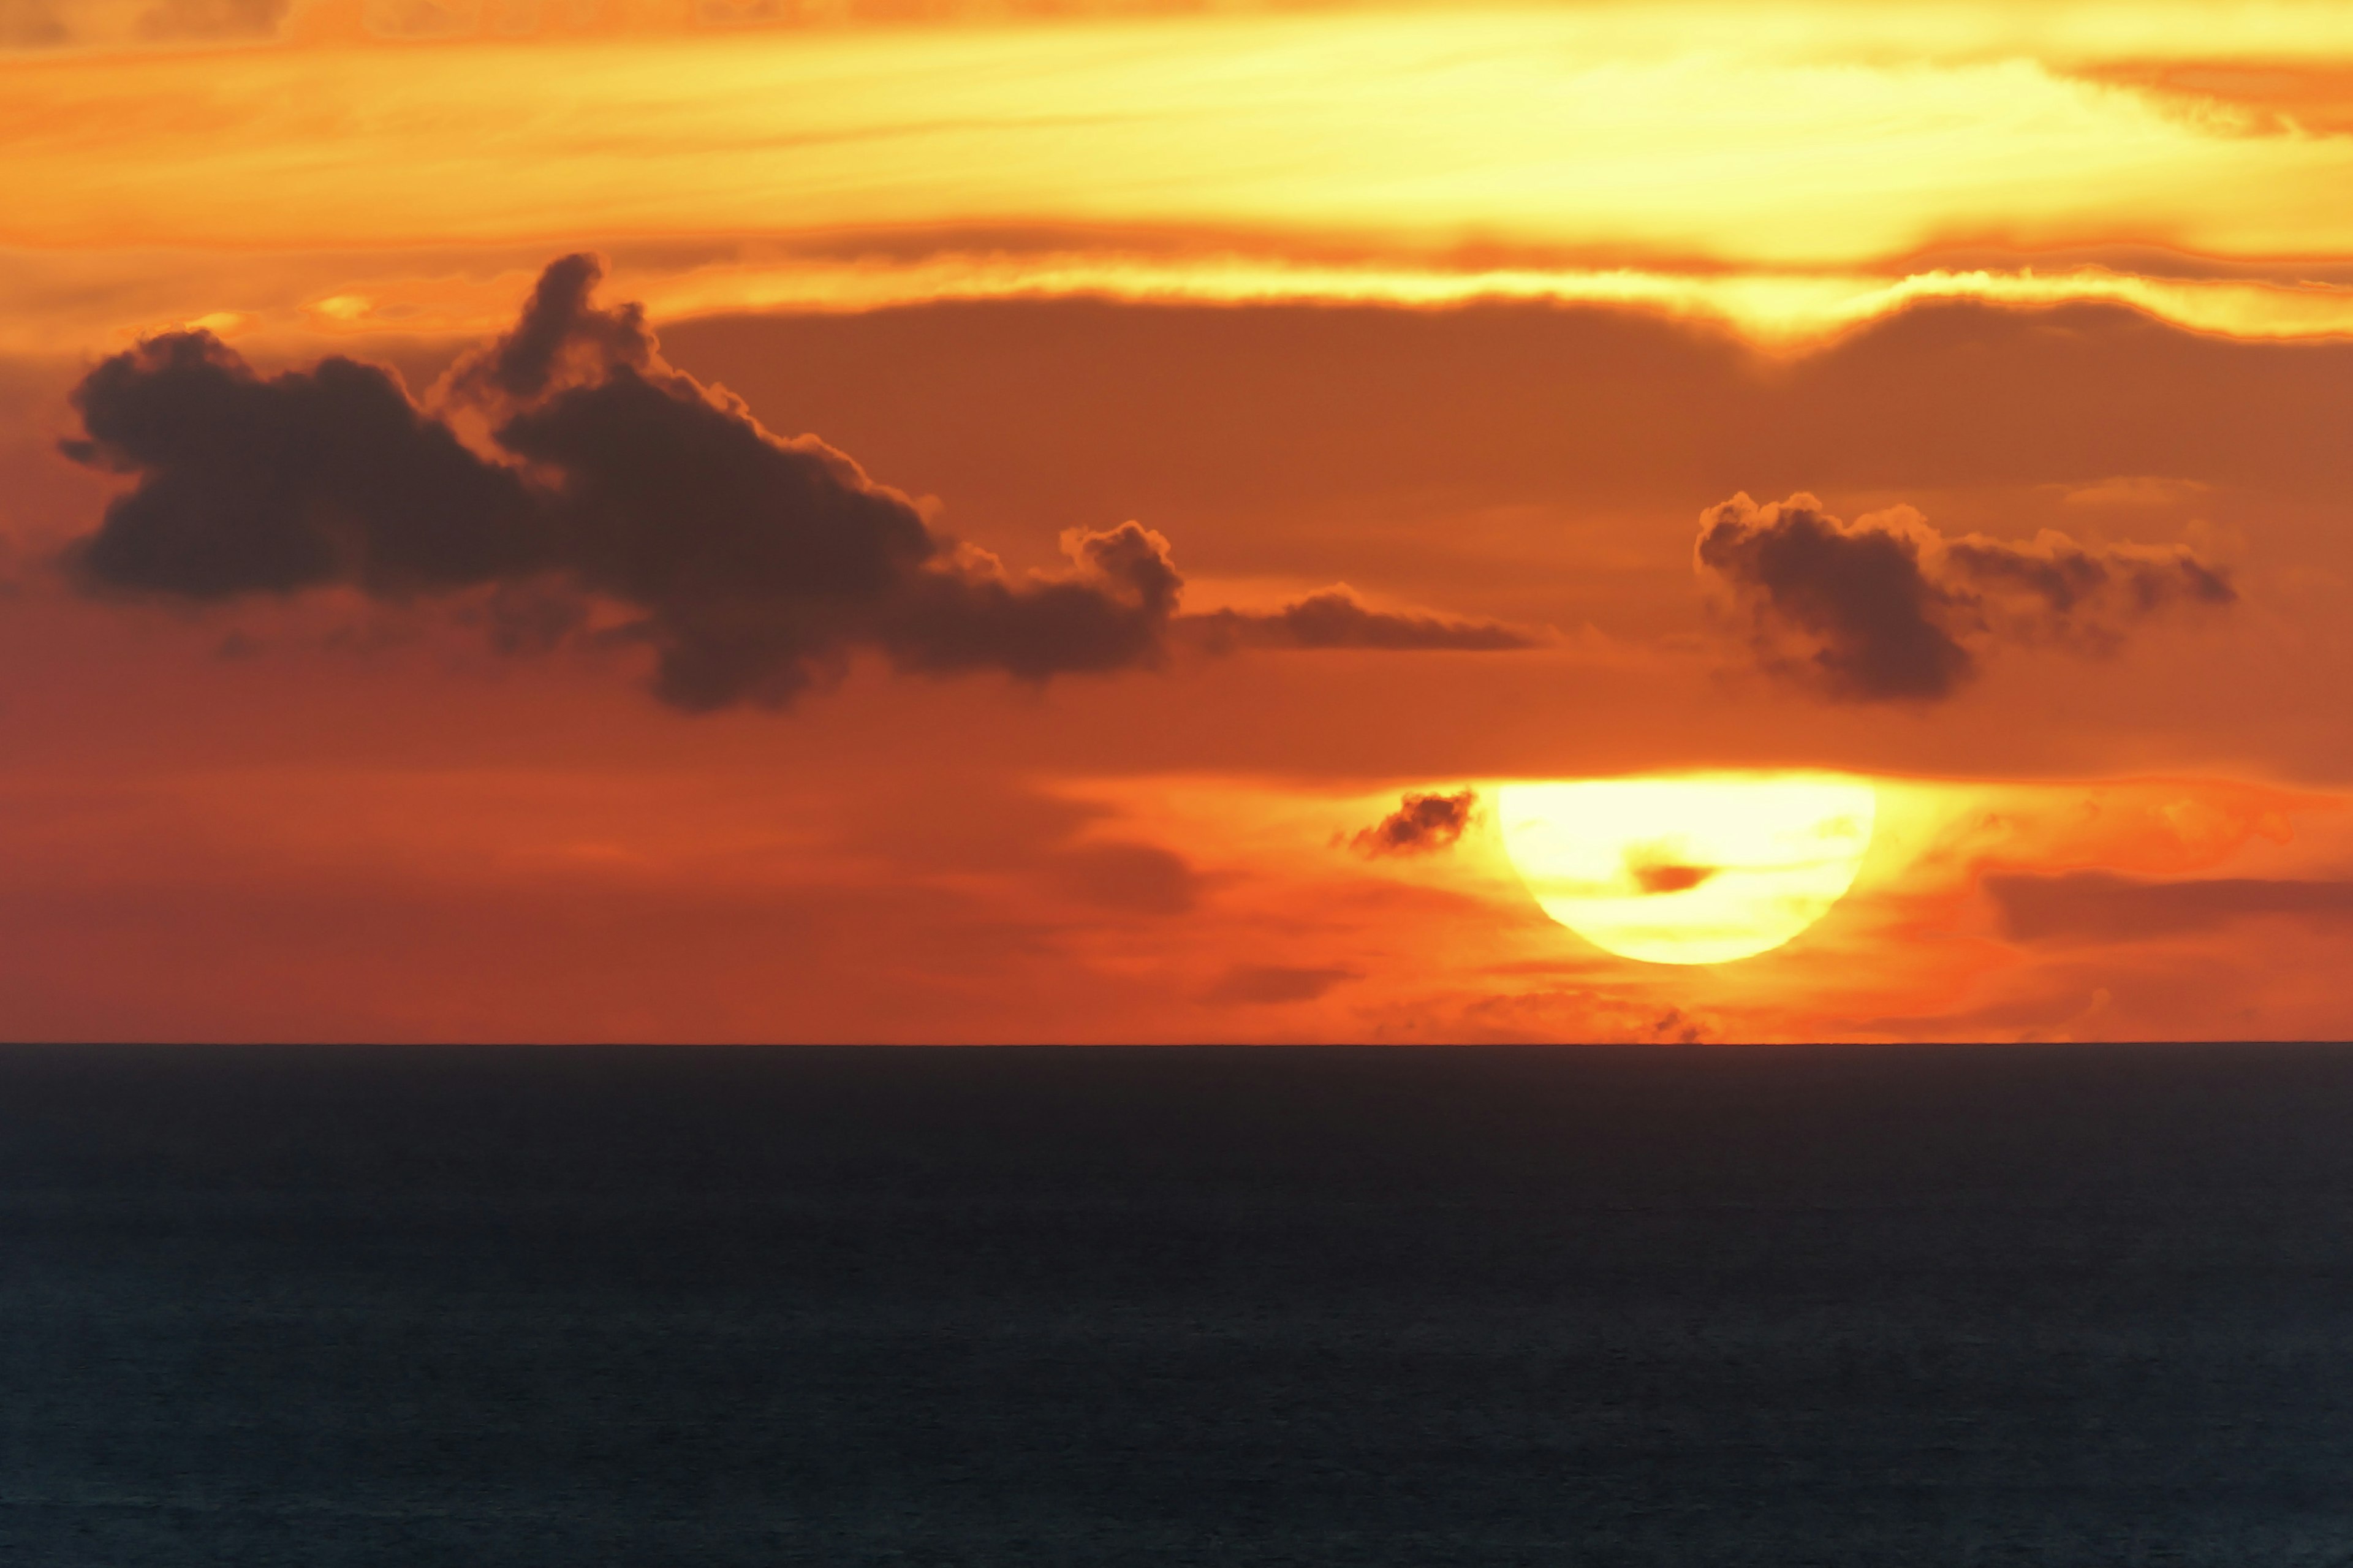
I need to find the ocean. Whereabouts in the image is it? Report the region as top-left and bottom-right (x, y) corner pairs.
(3, 1043), (2350, 1566)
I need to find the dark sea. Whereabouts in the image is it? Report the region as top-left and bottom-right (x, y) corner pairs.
(4, 1043), (2352, 1566)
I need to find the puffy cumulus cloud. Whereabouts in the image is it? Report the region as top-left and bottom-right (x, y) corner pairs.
(61, 254), (1199, 712)
(445, 251), (657, 407)
(1987, 870), (2353, 943)
(1182, 587), (1539, 654)
(61, 253), (1514, 711)
(63, 333), (550, 599)
(1351, 789), (1477, 858)
(1694, 491), (2235, 702)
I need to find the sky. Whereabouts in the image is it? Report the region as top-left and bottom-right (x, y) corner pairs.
(4, 0), (2352, 1042)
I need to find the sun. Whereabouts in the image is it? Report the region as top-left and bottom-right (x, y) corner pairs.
(1496, 775), (1877, 964)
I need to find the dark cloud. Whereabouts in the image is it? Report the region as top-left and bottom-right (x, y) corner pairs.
(1627, 856), (1716, 895)
(1987, 871), (2353, 944)
(1695, 492), (2234, 702)
(61, 255), (1187, 712)
(448, 251), (656, 406)
(1204, 964), (1358, 1005)
(1183, 587), (1539, 653)
(1351, 789), (1476, 858)
(62, 254), (1506, 712)
(63, 332), (549, 599)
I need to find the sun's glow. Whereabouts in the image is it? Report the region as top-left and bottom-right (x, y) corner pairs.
(1497, 775), (1878, 966)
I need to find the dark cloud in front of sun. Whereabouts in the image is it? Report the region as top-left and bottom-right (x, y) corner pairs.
(1627, 858), (1717, 895)
(1694, 491), (2235, 703)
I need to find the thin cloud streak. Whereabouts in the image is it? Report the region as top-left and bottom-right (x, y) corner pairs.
(38, 254), (2353, 362)
(1987, 871), (2353, 943)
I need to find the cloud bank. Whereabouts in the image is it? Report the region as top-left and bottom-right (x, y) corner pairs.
(1695, 491), (2234, 702)
(59, 255), (1518, 712)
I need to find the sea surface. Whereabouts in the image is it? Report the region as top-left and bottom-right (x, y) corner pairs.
(3, 1043), (2351, 1566)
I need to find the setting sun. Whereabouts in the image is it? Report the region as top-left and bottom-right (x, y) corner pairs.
(1495, 776), (1878, 965)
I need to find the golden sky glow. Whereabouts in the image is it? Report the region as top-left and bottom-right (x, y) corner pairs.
(4, 1), (2353, 1041)
(27, 28), (2346, 257)
(13, 4), (2353, 347)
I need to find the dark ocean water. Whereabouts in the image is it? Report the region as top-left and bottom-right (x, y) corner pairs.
(4, 1043), (2352, 1566)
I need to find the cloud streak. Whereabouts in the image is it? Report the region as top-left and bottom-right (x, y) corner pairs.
(1987, 870), (2353, 943)
(1204, 963), (1358, 1005)
(1695, 491), (2234, 702)
(1183, 588), (1539, 654)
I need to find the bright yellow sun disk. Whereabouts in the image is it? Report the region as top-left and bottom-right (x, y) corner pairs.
(1497, 775), (1877, 966)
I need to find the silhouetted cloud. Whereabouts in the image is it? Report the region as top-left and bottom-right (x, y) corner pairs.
(447, 251), (656, 405)
(1626, 855), (1716, 895)
(1204, 964), (1358, 1005)
(1351, 789), (1476, 857)
(1183, 588), (1538, 653)
(63, 332), (550, 599)
(62, 254), (1187, 711)
(1695, 491), (2234, 702)
(63, 254), (1510, 711)
(1987, 870), (2353, 943)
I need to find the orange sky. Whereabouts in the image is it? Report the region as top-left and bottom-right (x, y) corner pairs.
(4, 0), (2352, 1042)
